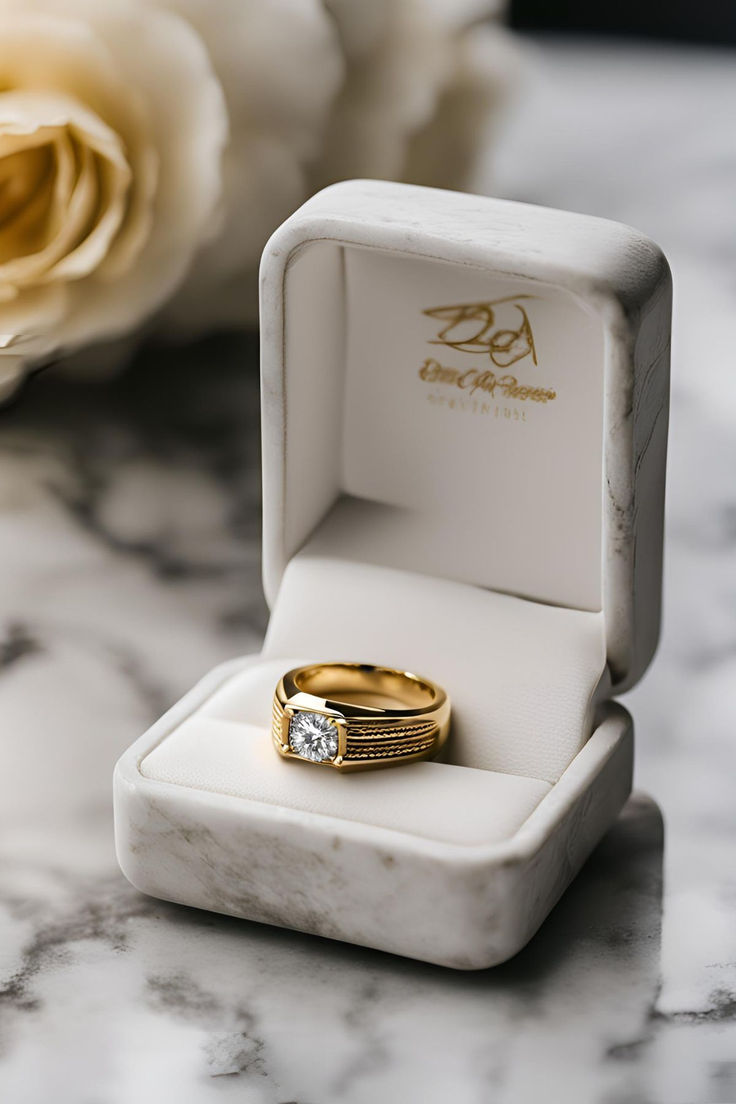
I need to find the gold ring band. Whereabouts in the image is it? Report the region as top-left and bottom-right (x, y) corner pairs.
(272, 662), (450, 772)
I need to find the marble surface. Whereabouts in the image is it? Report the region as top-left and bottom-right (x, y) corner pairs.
(1, 37), (735, 1104)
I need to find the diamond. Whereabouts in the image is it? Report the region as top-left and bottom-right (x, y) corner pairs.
(288, 711), (339, 763)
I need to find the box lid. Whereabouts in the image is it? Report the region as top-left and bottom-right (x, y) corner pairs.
(259, 181), (671, 692)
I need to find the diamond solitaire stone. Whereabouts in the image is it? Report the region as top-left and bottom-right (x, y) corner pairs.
(288, 711), (339, 763)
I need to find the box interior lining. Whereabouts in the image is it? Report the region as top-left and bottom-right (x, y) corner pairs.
(139, 655), (553, 848)
(140, 555), (609, 843)
(283, 240), (606, 613)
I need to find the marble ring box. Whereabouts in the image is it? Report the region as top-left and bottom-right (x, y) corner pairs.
(114, 181), (671, 969)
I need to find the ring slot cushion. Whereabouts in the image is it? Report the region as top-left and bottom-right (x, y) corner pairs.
(114, 181), (670, 968)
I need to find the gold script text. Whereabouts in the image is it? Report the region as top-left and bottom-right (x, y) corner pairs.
(418, 358), (556, 403)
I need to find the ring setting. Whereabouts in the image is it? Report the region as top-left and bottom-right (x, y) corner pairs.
(273, 662), (450, 772)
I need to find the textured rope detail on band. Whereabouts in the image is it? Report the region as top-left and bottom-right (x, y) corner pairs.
(345, 720), (436, 740)
(344, 738), (436, 761)
(344, 719), (438, 761)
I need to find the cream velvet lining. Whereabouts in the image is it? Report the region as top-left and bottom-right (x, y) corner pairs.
(141, 555), (606, 845)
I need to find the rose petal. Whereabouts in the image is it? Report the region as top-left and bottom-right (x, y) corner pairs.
(0, 90), (132, 289)
(149, 0), (343, 156)
(159, 133), (307, 331)
(11, 0), (229, 346)
(0, 11), (158, 294)
(0, 280), (67, 360)
(0, 0), (228, 362)
(0, 352), (26, 399)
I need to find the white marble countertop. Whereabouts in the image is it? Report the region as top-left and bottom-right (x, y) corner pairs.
(1, 37), (735, 1104)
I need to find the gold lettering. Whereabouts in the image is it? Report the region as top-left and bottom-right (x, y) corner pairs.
(423, 297), (538, 369)
(458, 369), (479, 391)
(418, 359), (556, 404)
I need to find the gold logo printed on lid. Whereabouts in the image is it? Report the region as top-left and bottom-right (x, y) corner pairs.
(423, 296), (537, 369)
(419, 295), (557, 413)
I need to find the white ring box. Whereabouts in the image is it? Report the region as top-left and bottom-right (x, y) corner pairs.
(114, 181), (671, 969)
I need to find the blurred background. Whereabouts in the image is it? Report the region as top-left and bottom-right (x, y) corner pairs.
(511, 0), (736, 44)
(0, 3), (734, 1102)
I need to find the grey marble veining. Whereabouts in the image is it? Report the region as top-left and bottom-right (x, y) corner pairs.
(1, 38), (735, 1104)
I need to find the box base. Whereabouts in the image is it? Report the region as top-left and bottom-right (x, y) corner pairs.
(114, 656), (633, 970)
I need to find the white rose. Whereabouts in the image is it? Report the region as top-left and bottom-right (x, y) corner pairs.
(0, 0), (229, 398)
(0, 0), (515, 388)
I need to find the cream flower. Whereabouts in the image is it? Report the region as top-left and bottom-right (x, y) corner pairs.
(0, 0), (227, 397)
(0, 0), (515, 387)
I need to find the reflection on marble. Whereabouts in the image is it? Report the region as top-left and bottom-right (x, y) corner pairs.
(1, 37), (735, 1104)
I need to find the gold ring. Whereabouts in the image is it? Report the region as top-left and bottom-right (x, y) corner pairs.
(272, 662), (450, 772)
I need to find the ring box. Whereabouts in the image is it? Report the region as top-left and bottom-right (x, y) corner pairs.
(114, 181), (671, 969)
